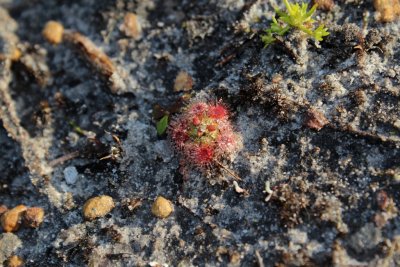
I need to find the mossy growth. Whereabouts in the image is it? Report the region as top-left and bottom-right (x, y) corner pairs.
(261, 0), (329, 47)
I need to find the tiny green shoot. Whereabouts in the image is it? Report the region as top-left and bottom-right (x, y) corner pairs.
(261, 0), (329, 47)
(69, 120), (86, 136)
(156, 115), (169, 135)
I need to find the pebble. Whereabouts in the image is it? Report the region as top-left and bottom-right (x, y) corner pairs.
(6, 255), (23, 267)
(0, 205), (27, 233)
(63, 166), (79, 185)
(151, 196), (173, 219)
(23, 207), (45, 228)
(10, 48), (21, 61)
(42, 21), (64, 44)
(83, 195), (115, 220)
(174, 71), (193, 92)
(373, 0), (400, 22)
(312, 0), (334, 11)
(120, 13), (142, 39)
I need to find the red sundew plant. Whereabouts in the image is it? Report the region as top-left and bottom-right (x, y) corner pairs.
(168, 100), (242, 179)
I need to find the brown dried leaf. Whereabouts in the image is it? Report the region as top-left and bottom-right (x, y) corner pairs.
(304, 109), (329, 131)
(63, 31), (125, 93)
(64, 31), (115, 76)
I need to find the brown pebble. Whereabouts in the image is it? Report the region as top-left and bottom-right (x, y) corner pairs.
(312, 0), (334, 11)
(10, 48), (21, 61)
(174, 71), (193, 92)
(304, 109), (329, 131)
(0, 46), (21, 61)
(151, 196), (173, 219)
(83, 195), (115, 220)
(42, 21), (64, 44)
(374, 0), (400, 22)
(0, 205), (8, 216)
(6, 255), (24, 267)
(0, 205), (27, 233)
(120, 13), (142, 39)
(23, 207), (45, 228)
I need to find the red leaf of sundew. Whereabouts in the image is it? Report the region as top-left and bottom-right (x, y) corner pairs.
(207, 124), (217, 132)
(192, 116), (201, 126)
(209, 104), (228, 119)
(194, 145), (214, 164)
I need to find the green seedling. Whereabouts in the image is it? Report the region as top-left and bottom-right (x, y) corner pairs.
(156, 115), (169, 135)
(261, 0), (329, 47)
(69, 120), (87, 136)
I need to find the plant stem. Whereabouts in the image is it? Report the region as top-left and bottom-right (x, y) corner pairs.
(215, 160), (242, 181)
(49, 151), (80, 167)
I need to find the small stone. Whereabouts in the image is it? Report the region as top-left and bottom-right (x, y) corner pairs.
(0, 205), (27, 233)
(42, 21), (64, 44)
(83, 195), (115, 220)
(174, 71), (194, 92)
(120, 13), (142, 39)
(10, 48), (21, 61)
(6, 255), (23, 267)
(151, 196), (173, 219)
(0, 205), (8, 216)
(374, 0), (400, 22)
(63, 166), (79, 185)
(23, 207), (45, 228)
(312, 0), (334, 11)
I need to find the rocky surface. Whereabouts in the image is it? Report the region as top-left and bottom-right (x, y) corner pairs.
(0, 0), (399, 266)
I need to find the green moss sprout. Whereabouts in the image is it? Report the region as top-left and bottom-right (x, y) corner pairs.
(261, 0), (329, 47)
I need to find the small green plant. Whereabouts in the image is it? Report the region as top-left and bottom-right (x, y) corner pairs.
(261, 0), (329, 47)
(156, 115), (169, 135)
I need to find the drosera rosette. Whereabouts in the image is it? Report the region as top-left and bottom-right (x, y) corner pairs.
(168, 99), (243, 181)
